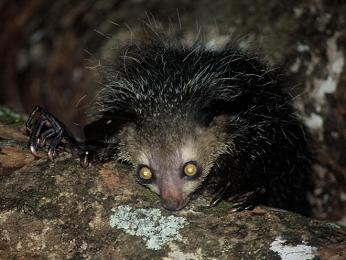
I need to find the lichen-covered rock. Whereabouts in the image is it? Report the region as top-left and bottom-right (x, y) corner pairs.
(0, 122), (345, 259)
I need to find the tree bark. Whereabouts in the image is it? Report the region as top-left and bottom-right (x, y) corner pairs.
(0, 119), (345, 259)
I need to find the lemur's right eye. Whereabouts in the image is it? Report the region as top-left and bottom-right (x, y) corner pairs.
(183, 162), (198, 177)
(138, 166), (153, 180)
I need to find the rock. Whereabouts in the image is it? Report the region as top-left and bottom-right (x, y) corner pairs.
(0, 125), (28, 143)
(0, 120), (345, 259)
(0, 146), (35, 176)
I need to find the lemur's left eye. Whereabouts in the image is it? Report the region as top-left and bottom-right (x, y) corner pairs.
(183, 162), (198, 177)
(138, 166), (153, 180)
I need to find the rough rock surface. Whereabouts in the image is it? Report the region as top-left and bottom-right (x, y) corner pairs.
(0, 116), (345, 259)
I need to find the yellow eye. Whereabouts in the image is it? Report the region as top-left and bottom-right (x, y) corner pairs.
(184, 162), (198, 177)
(139, 166), (153, 180)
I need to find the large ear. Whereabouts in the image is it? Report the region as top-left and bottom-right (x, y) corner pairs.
(84, 112), (137, 142)
(199, 93), (253, 126)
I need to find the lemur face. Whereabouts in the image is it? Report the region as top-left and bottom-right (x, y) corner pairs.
(117, 116), (229, 210)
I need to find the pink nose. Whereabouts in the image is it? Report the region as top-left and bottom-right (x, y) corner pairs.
(160, 187), (186, 211)
(161, 197), (184, 211)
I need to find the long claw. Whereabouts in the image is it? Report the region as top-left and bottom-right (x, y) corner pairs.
(26, 106), (78, 160)
(38, 128), (55, 148)
(47, 130), (63, 160)
(26, 106), (40, 131)
(209, 181), (231, 207)
(26, 106), (106, 166)
(48, 149), (56, 161)
(30, 144), (39, 156)
(80, 151), (90, 168)
(228, 187), (266, 212)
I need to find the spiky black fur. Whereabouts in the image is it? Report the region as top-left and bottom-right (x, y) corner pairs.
(85, 41), (312, 214)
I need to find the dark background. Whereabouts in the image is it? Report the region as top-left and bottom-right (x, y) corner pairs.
(1, 0), (345, 223)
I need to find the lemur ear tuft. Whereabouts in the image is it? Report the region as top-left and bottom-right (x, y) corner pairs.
(199, 94), (253, 127)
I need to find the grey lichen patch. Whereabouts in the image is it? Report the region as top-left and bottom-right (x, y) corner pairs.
(109, 205), (187, 250)
(269, 236), (317, 260)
